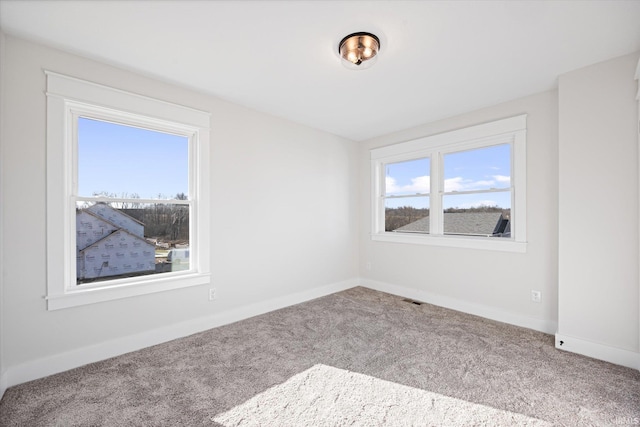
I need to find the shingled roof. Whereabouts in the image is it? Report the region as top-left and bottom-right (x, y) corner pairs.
(394, 212), (509, 237)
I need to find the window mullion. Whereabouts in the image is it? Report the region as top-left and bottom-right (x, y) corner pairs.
(188, 132), (198, 270)
(430, 151), (443, 235)
(66, 195), (78, 292)
(374, 160), (384, 234)
(67, 112), (80, 292)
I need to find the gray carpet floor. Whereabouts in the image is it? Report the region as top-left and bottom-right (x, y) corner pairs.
(0, 287), (638, 426)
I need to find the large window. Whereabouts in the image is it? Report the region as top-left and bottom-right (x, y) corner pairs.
(46, 72), (211, 310)
(371, 115), (526, 252)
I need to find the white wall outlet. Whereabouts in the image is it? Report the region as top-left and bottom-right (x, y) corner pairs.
(366, 261), (372, 271)
(209, 288), (217, 301)
(531, 290), (541, 303)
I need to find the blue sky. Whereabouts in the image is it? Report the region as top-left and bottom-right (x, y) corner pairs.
(77, 117), (509, 210)
(385, 144), (511, 209)
(78, 118), (189, 199)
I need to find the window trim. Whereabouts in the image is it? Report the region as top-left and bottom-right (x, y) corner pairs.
(370, 115), (527, 253)
(45, 71), (211, 310)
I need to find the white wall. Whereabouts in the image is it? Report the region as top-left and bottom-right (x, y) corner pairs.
(359, 91), (559, 334)
(0, 36), (359, 386)
(2, 34), (638, 393)
(557, 52), (640, 369)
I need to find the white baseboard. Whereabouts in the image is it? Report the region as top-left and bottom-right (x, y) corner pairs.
(5, 278), (358, 389)
(359, 278), (558, 334)
(555, 333), (640, 371)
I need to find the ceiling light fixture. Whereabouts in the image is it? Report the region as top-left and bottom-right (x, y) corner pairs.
(338, 32), (380, 70)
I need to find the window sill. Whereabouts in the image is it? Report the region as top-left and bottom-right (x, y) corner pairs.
(46, 272), (211, 310)
(371, 232), (527, 253)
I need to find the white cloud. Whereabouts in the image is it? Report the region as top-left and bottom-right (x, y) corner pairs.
(444, 177), (465, 192)
(388, 174), (511, 195)
(444, 175), (511, 192)
(444, 177), (494, 192)
(386, 175), (430, 195)
(493, 175), (511, 185)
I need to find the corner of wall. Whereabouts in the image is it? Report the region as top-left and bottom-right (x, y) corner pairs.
(0, 29), (7, 401)
(636, 54), (640, 372)
(0, 372), (7, 402)
(555, 333), (640, 371)
(360, 278), (558, 335)
(558, 51), (640, 369)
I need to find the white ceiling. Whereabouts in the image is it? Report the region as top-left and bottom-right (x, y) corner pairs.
(1, 1), (639, 141)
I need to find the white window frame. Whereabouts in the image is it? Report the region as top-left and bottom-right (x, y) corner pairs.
(371, 115), (527, 253)
(46, 71), (211, 310)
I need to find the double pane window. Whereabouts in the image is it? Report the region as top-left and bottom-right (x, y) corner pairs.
(371, 115), (526, 251)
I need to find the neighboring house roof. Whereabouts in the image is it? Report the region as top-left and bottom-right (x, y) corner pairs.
(81, 208), (126, 231)
(394, 212), (508, 236)
(88, 202), (145, 236)
(77, 206), (153, 252)
(78, 227), (155, 255)
(394, 216), (430, 233)
(89, 202), (144, 224)
(76, 210), (119, 252)
(76, 206), (156, 281)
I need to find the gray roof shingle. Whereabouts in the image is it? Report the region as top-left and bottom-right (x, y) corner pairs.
(394, 212), (507, 236)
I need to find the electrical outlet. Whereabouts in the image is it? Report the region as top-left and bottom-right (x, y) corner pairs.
(531, 290), (541, 303)
(209, 288), (217, 301)
(366, 261), (372, 271)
